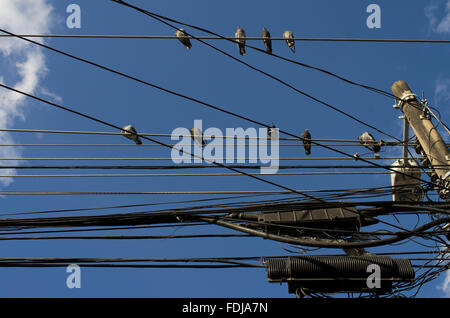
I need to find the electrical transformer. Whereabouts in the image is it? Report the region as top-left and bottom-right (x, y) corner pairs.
(390, 159), (423, 202)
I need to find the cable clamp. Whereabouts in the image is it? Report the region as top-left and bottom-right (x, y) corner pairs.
(443, 171), (450, 181)
(397, 93), (417, 110)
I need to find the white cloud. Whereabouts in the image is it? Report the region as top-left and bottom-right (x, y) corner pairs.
(0, 0), (55, 187)
(432, 77), (450, 142)
(434, 78), (450, 104)
(439, 271), (450, 297)
(40, 87), (63, 104)
(425, 0), (450, 34)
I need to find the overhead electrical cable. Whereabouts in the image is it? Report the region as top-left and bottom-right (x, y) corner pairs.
(0, 28), (441, 190)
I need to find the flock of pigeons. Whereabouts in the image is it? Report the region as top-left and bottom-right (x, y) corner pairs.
(122, 29), (383, 156)
(175, 27), (296, 54)
(121, 125), (383, 156)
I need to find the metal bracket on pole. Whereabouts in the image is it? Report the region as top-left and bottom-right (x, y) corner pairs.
(392, 81), (450, 200)
(439, 171), (450, 200)
(393, 93), (417, 113)
(402, 115), (410, 161)
(397, 93), (417, 111)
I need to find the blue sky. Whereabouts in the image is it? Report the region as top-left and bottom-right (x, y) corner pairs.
(0, 0), (449, 297)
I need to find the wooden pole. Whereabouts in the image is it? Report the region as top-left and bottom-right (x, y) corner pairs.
(391, 80), (450, 198)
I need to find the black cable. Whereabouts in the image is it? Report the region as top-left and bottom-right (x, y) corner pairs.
(0, 223), (208, 236)
(0, 28), (446, 248)
(0, 263), (262, 269)
(2, 82), (437, 242)
(2, 34), (450, 43)
(0, 82), (331, 205)
(110, 0), (401, 141)
(109, 0), (395, 100)
(0, 29), (441, 191)
(199, 215), (450, 248)
(0, 256), (266, 268)
(110, 0), (442, 186)
(0, 185), (416, 218)
(0, 233), (252, 240)
(2, 164), (446, 170)
(0, 193), (273, 217)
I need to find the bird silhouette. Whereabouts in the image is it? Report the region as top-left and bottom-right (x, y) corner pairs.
(267, 124), (278, 141)
(301, 129), (311, 155)
(283, 30), (295, 53)
(121, 125), (142, 145)
(358, 132), (381, 153)
(175, 28), (192, 50)
(261, 27), (272, 53)
(235, 26), (246, 56)
(190, 127), (206, 147)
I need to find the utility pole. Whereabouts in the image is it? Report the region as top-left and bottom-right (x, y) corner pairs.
(391, 80), (450, 199)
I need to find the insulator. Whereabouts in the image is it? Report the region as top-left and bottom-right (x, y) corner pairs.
(390, 159), (423, 202)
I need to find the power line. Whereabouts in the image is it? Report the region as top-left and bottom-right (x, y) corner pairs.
(0, 128), (406, 143)
(0, 262), (262, 269)
(0, 194), (436, 221)
(376, 250), (449, 256)
(110, 0), (441, 185)
(4, 231), (448, 242)
(0, 233), (252, 241)
(1, 34), (450, 43)
(0, 82), (331, 205)
(2, 201), (438, 246)
(109, 5), (447, 191)
(0, 188), (444, 252)
(0, 28), (440, 190)
(1, 79), (441, 222)
(0, 187), (406, 195)
(0, 143), (416, 147)
(108, 0), (396, 100)
(0, 26), (400, 141)
(0, 223), (209, 236)
(198, 215), (450, 248)
(0, 190), (375, 196)
(6, 127), (445, 146)
(0, 30), (445, 247)
(423, 103), (450, 135)
(109, 3), (401, 141)
(0, 5), (444, 298)
(0, 156), (415, 161)
(0, 29), (401, 152)
(0, 187), (417, 217)
(0, 198), (446, 248)
(1, 164), (442, 169)
(110, 0), (448, 186)
(0, 256), (266, 268)
(0, 172), (393, 178)
(0, 193), (277, 217)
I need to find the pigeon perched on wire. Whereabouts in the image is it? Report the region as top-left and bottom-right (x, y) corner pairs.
(261, 27), (272, 54)
(283, 30), (295, 53)
(343, 247), (371, 256)
(301, 129), (311, 155)
(267, 124), (278, 141)
(121, 125), (142, 145)
(190, 127), (206, 147)
(358, 132), (381, 153)
(175, 28), (192, 50)
(235, 26), (246, 56)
